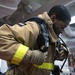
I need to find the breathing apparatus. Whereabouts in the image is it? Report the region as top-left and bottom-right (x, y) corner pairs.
(58, 36), (69, 70)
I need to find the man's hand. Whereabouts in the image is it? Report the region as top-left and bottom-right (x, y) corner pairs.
(55, 46), (68, 61)
(56, 50), (67, 61)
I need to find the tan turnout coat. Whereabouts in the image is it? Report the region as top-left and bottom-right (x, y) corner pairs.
(0, 12), (58, 75)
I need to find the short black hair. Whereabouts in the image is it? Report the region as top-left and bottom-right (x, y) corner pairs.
(48, 5), (71, 22)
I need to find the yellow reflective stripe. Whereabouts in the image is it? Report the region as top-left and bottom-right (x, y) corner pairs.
(11, 44), (29, 65)
(34, 62), (54, 70)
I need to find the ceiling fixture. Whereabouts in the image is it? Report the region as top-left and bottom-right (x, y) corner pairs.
(70, 16), (75, 24)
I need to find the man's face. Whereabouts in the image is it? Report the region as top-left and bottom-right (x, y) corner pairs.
(53, 19), (69, 35)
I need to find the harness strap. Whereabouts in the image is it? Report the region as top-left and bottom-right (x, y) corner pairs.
(26, 17), (50, 52)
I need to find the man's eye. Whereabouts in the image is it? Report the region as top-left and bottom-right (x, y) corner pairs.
(62, 25), (67, 28)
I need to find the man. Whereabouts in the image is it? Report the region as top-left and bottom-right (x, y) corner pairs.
(0, 5), (71, 75)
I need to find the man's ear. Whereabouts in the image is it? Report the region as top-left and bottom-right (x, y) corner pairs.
(50, 15), (56, 22)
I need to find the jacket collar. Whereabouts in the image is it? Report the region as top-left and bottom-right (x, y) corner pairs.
(38, 12), (59, 43)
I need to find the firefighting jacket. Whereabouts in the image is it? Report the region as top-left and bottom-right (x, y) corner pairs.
(0, 12), (58, 75)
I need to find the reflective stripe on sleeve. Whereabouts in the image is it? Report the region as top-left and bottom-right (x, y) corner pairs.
(34, 62), (54, 70)
(11, 44), (29, 65)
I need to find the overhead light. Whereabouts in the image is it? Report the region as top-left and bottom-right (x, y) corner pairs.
(70, 16), (75, 24)
(0, 4), (16, 10)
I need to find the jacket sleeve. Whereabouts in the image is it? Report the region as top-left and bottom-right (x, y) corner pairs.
(0, 21), (40, 65)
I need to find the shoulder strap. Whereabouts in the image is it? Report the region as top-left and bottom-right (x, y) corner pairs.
(26, 17), (50, 52)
